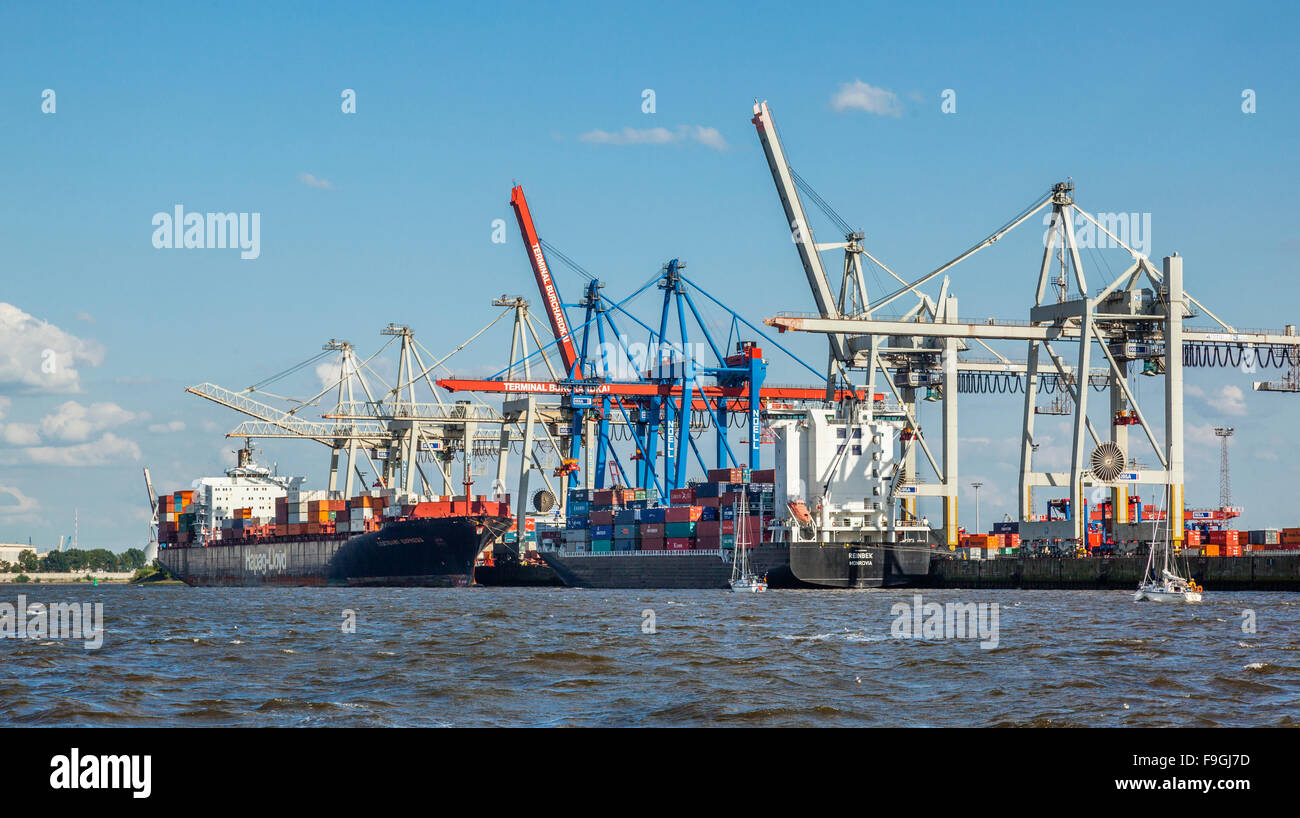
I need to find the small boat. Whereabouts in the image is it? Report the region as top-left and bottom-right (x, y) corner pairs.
(1134, 501), (1203, 603)
(729, 502), (767, 593)
(1134, 568), (1203, 603)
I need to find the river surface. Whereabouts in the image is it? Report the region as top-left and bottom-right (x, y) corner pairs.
(3, 584), (1297, 727)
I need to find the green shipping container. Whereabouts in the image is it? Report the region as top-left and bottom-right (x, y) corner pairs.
(721, 534), (736, 549)
(591, 539), (613, 552)
(665, 521), (697, 538)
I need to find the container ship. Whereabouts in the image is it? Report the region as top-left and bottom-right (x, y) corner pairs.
(537, 401), (935, 589)
(157, 450), (512, 587)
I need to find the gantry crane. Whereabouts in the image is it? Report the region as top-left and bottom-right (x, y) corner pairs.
(142, 467), (158, 562)
(461, 185), (871, 503)
(768, 178), (1300, 548)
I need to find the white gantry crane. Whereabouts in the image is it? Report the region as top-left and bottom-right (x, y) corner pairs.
(187, 306), (572, 552)
(751, 100), (1110, 548)
(768, 175), (1300, 549)
(142, 467), (158, 562)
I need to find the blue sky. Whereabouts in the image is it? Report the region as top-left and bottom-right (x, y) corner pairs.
(1, 1), (1297, 549)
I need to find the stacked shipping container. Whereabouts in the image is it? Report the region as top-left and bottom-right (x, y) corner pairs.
(159, 487), (511, 547)
(556, 467), (777, 554)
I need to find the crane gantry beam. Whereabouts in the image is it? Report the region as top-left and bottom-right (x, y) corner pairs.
(186, 382), (389, 445)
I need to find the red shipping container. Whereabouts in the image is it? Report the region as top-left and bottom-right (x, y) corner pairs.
(665, 506), (703, 522)
(1226, 543), (1243, 557)
(697, 520), (736, 536)
(640, 523), (665, 538)
(752, 469), (775, 484)
(589, 510), (615, 526)
(696, 534), (722, 548)
(640, 537), (665, 551)
(666, 538), (693, 550)
(669, 488), (696, 505)
(706, 468), (743, 483)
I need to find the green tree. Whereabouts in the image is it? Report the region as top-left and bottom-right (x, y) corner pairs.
(85, 549), (117, 572)
(40, 550), (70, 572)
(119, 548), (147, 571)
(14, 574), (30, 583)
(17, 550), (39, 572)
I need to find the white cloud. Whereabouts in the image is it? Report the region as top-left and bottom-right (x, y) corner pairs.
(0, 484), (39, 518)
(316, 361), (342, 390)
(688, 126), (728, 151)
(0, 303), (106, 394)
(39, 400), (139, 443)
(0, 396), (9, 420)
(580, 126), (677, 145)
(1186, 423), (1218, 447)
(20, 432), (142, 467)
(1, 423), (41, 446)
(831, 80), (903, 117)
(75, 311), (95, 323)
(1185, 383), (1247, 416)
(298, 172), (333, 189)
(148, 420), (186, 434)
(578, 125), (729, 150)
(1207, 384), (1247, 416)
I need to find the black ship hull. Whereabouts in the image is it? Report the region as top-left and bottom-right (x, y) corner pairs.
(540, 543), (788, 590)
(539, 540), (932, 590)
(473, 561), (564, 587)
(159, 515), (512, 587)
(783, 541), (933, 589)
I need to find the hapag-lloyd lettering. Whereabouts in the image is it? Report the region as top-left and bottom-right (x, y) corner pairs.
(245, 551), (288, 573)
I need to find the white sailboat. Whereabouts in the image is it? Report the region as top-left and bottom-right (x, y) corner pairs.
(729, 502), (767, 593)
(1134, 499), (1203, 603)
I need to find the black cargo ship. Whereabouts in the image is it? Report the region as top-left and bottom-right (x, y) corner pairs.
(160, 514), (513, 587)
(539, 540), (932, 589)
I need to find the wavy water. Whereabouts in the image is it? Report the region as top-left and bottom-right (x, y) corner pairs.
(2, 585), (1297, 727)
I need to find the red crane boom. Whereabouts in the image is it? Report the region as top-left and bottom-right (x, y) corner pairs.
(510, 185), (580, 378)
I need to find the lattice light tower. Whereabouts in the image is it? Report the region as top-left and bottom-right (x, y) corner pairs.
(1213, 426), (1234, 509)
